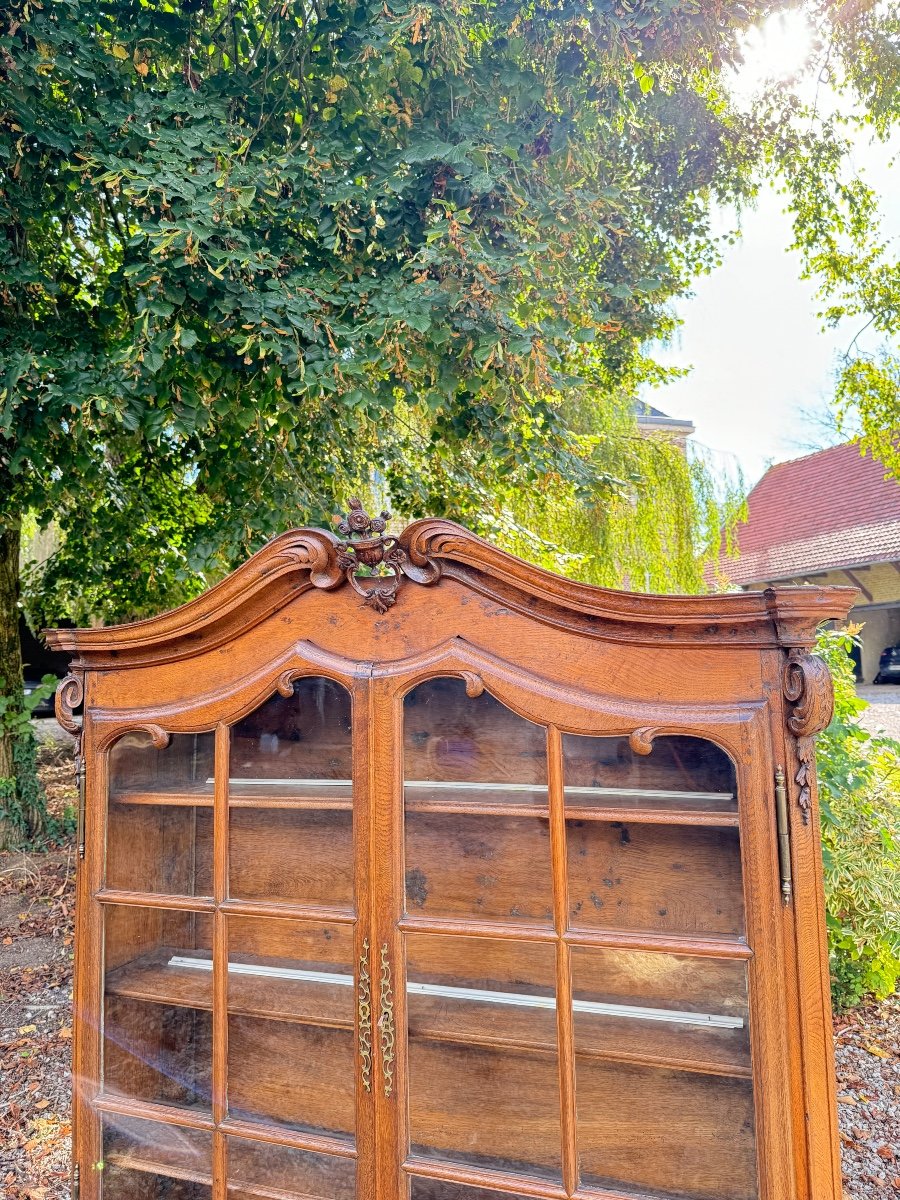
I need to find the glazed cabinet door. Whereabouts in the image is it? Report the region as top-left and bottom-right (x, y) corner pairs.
(375, 674), (767, 1200)
(93, 675), (372, 1200)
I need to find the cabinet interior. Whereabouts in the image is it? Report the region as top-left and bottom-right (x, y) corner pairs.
(97, 672), (758, 1200)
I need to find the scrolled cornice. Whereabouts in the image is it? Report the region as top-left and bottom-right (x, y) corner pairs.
(44, 516), (856, 667)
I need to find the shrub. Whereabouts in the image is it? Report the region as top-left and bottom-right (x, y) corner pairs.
(815, 626), (900, 1009)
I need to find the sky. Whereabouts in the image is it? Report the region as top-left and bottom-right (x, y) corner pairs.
(644, 11), (898, 489)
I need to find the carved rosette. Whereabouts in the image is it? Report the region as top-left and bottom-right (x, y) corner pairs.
(333, 498), (409, 614)
(782, 649), (835, 823)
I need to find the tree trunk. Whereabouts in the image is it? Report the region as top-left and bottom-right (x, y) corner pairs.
(0, 513), (41, 849)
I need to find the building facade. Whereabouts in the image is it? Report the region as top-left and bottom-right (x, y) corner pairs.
(716, 443), (900, 683)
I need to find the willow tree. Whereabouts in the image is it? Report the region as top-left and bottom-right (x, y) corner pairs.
(0, 0), (791, 842)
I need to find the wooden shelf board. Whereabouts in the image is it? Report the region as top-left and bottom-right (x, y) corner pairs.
(110, 780), (736, 824)
(410, 1023), (751, 1079)
(109, 790), (738, 826)
(405, 1155), (699, 1200)
(105, 1151), (212, 1188)
(105, 952), (748, 1079)
(399, 915), (753, 959)
(106, 1150), (351, 1200)
(105, 952), (353, 1030)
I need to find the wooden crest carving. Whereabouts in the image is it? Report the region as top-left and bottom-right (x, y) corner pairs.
(783, 649), (834, 823)
(334, 498), (409, 614)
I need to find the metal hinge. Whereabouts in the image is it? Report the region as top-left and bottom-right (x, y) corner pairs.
(76, 755), (86, 860)
(775, 765), (792, 904)
(72, 1162), (80, 1200)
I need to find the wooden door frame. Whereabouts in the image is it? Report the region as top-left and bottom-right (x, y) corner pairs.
(368, 636), (797, 1200)
(72, 644), (379, 1200)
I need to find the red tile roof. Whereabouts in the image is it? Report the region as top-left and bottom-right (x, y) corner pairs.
(717, 443), (900, 586)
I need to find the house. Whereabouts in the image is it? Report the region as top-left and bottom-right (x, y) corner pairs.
(715, 442), (900, 683)
(635, 401), (695, 451)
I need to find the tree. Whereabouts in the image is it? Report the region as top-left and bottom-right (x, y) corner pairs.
(769, 0), (900, 476)
(1, 0), (778, 843)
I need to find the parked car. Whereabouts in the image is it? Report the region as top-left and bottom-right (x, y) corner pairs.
(873, 643), (900, 684)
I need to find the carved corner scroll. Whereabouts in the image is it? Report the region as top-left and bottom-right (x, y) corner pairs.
(56, 672), (85, 741)
(461, 671), (484, 698)
(628, 726), (684, 756)
(782, 649), (835, 824)
(94, 723), (172, 754)
(56, 673), (86, 855)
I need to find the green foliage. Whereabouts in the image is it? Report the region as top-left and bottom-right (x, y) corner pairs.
(0, 672), (56, 844)
(2, 0), (771, 627)
(814, 627), (900, 1009)
(469, 392), (746, 591)
(765, 2), (900, 474)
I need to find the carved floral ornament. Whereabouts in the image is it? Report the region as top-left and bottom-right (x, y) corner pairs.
(333, 498), (412, 614)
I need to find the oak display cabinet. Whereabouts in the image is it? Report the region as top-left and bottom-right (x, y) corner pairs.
(48, 504), (855, 1200)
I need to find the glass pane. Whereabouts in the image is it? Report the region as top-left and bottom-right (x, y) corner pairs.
(566, 821), (744, 937)
(226, 915), (354, 1025)
(225, 915), (357, 1136)
(103, 905), (213, 1113)
(404, 813), (552, 924)
(563, 734), (737, 814)
(227, 1137), (356, 1200)
(227, 1018), (355, 1138)
(405, 934), (561, 1184)
(406, 933), (558, 1049)
(575, 1059), (756, 1200)
(403, 679), (551, 925)
(229, 678), (354, 909)
(571, 945), (750, 1073)
(409, 1183), (539, 1200)
(102, 1115), (211, 1198)
(107, 733), (214, 896)
(564, 732), (758, 1200)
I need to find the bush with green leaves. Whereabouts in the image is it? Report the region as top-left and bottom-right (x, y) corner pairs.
(815, 627), (900, 1009)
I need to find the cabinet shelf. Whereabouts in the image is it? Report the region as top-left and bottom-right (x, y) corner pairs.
(105, 952), (748, 1079)
(106, 951), (354, 1029)
(106, 1152), (211, 1190)
(106, 1150), (346, 1200)
(110, 777), (737, 826)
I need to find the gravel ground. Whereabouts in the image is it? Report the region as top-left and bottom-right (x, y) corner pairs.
(835, 997), (900, 1197)
(857, 684), (900, 741)
(0, 851), (75, 1200)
